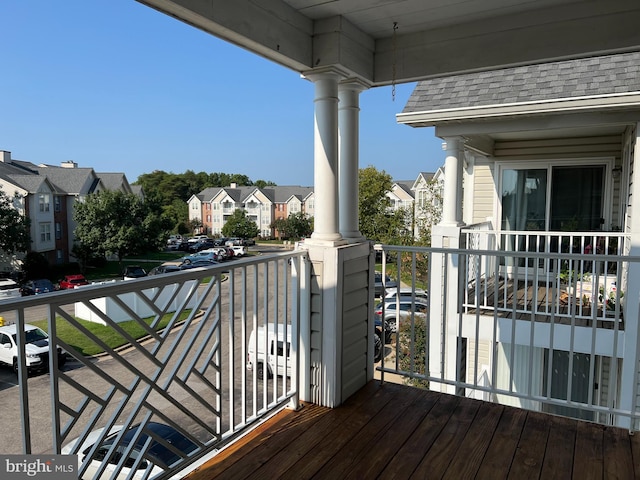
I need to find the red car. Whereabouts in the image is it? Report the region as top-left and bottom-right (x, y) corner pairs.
(59, 274), (89, 290)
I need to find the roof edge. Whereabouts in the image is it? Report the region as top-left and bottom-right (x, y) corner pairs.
(397, 92), (640, 126)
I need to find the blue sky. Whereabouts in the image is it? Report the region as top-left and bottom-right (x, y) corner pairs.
(1, 0), (443, 186)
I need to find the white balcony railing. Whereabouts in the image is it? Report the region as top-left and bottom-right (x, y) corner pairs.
(0, 250), (307, 479)
(376, 242), (640, 431)
(462, 229), (629, 323)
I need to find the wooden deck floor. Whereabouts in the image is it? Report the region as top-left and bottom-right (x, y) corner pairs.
(183, 380), (640, 480)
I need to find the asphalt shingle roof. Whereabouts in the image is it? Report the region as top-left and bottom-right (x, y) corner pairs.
(402, 51), (640, 113)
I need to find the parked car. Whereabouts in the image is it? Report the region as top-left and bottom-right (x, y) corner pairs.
(230, 245), (247, 257)
(213, 237), (229, 247)
(148, 264), (182, 275)
(243, 238), (256, 246)
(173, 240), (191, 252)
(202, 247), (229, 260)
(0, 278), (21, 301)
(20, 279), (56, 296)
(61, 421), (198, 480)
(188, 238), (215, 253)
(59, 274), (89, 290)
(166, 234), (182, 245)
(122, 266), (148, 281)
(374, 298), (428, 332)
(187, 235), (208, 245)
(0, 323), (67, 374)
(374, 272), (397, 297)
(180, 259), (219, 269)
(384, 287), (428, 303)
(180, 251), (218, 265)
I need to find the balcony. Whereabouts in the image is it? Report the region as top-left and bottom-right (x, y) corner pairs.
(185, 380), (640, 479)
(0, 239), (638, 479)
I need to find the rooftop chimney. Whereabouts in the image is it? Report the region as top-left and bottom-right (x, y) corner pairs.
(61, 160), (78, 168)
(0, 150), (11, 163)
(230, 182), (237, 188)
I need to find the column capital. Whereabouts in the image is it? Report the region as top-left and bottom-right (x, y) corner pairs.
(441, 136), (466, 151)
(301, 66), (350, 83)
(338, 78), (371, 92)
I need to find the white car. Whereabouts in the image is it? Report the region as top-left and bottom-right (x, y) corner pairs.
(384, 287), (428, 303)
(0, 278), (21, 301)
(0, 323), (67, 373)
(62, 422), (198, 480)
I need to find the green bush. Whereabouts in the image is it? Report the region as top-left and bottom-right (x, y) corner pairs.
(397, 318), (429, 389)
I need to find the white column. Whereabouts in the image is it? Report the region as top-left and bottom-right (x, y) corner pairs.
(304, 70), (345, 246)
(441, 136), (464, 226)
(617, 123), (640, 429)
(338, 80), (368, 241)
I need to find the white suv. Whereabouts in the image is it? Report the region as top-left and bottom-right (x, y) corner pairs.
(0, 324), (67, 374)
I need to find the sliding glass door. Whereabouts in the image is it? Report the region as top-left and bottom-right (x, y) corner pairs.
(499, 163), (607, 271)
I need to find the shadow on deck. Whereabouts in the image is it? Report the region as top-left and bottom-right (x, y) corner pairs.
(183, 380), (640, 479)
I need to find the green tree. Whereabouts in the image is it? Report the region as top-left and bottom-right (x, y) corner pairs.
(287, 212), (313, 238)
(270, 218), (289, 239)
(0, 189), (31, 256)
(222, 210), (259, 239)
(74, 190), (169, 268)
(358, 166), (412, 244)
(255, 179), (277, 188)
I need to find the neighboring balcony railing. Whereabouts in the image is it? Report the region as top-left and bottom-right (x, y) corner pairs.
(375, 242), (640, 431)
(0, 250), (307, 480)
(460, 228), (630, 324)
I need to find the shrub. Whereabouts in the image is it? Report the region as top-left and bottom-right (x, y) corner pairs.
(397, 317), (429, 389)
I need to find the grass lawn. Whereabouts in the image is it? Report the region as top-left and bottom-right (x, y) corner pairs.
(32, 310), (192, 357)
(82, 252), (185, 282)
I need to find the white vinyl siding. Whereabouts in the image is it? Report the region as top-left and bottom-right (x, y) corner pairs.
(470, 160), (495, 225)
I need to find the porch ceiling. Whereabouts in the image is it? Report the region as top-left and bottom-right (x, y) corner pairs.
(136, 0), (640, 87)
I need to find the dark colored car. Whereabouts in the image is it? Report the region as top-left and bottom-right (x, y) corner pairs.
(374, 272), (397, 297)
(21, 279), (56, 296)
(148, 264), (182, 275)
(190, 238), (215, 252)
(62, 422), (198, 479)
(59, 274), (89, 289)
(122, 266), (148, 280)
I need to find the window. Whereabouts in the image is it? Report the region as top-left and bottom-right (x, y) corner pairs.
(54, 196), (61, 212)
(55, 222), (62, 240)
(500, 164), (606, 232)
(40, 223), (51, 242)
(39, 193), (50, 212)
(417, 190), (429, 209)
(56, 250), (64, 263)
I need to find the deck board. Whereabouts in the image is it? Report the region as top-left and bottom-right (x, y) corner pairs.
(182, 381), (638, 480)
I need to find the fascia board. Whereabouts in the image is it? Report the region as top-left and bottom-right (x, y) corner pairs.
(397, 92), (640, 126)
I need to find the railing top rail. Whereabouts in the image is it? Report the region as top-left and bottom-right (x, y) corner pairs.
(373, 243), (640, 262)
(460, 228), (629, 239)
(0, 250), (307, 313)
